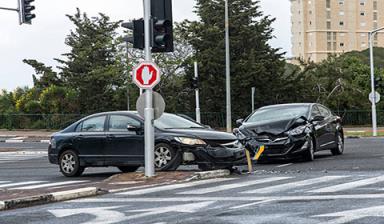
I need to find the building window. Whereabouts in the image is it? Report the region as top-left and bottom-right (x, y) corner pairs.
(340, 43), (344, 47)
(327, 11), (331, 19)
(374, 35), (378, 41)
(326, 0), (331, 8)
(327, 42), (332, 50)
(360, 0), (365, 6)
(374, 22), (378, 29)
(339, 0), (344, 5)
(360, 12), (365, 16)
(339, 21), (344, 26)
(327, 32), (332, 41)
(327, 21), (331, 29)
(333, 32), (337, 41)
(309, 10), (312, 14)
(374, 1), (378, 10)
(309, 21), (312, 25)
(333, 42), (337, 50)
(361, 42), (366, 48)
(374, 12), (378, 20)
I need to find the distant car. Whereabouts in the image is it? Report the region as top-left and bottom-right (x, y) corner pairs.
(48, 111), (245, 177)
(234, 103), (344, 161)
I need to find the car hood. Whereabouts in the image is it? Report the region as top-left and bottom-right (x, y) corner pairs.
(240, 118), (297, 136)
(162, 128), (237, 143)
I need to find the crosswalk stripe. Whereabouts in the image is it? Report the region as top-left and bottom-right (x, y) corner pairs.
(0, 181), (47, 188)
(11, 180), (89, 190)
(117, 178), (236, 196)
(309, 175), (384, 193)
(242, 176), (347, 194)
(178, 177), (292, 195)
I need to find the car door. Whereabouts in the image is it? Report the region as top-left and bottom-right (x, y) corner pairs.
(104, 114), (144, 165)
(73, 115), (107, 166)
(310, 105), (328, 150)
(318, 105), (337, 149)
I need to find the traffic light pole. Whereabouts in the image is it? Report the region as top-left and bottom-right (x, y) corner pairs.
(143, 0), (155, 177)
(225, 0), (232, 133)
(194, 62), (201, 123)
(369, 27), (384, 137)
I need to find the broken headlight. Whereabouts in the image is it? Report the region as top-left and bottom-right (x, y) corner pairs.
(175, 137), (206, 145)
(287, 125), (307, 136)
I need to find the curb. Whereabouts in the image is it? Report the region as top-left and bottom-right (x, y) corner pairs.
(0, 187), (100, 211)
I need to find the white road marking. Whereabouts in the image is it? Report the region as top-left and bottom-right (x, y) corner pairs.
(117, 178), (236, 195)
(276, 163), (293, 168)
(11, 180), (89, 190)
(314, 205), (384, 224)
(242, 176), (346, 194)
(73, 193), (384, 203)
(0, 181), (47, 188)
(49, 206), (126, 224)
(230, 199), (275, 209)
(310, 175), (384, 193)
(178, 177), (292, 195)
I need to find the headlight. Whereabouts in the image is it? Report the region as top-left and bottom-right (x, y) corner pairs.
(174, 137), (206, 145)
(233, 128), (247, 140)
(50, 138), (56, 148)
(287, 126), (307, 136)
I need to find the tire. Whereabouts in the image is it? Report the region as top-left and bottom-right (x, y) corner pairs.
(59, 150), (84, 177)
(118, 166), (140, 173)
(304, 137), (315, 162)
(154, 143), (181, 171)
(331, 132), (344, 155)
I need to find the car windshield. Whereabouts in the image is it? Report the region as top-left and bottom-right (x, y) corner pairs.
(154, 113), (204, 129)
(246, 105), (309, 123)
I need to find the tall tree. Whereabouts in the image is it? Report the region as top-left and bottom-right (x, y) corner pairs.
(179, 0), (285, 118)
(56, 9), (126, 114)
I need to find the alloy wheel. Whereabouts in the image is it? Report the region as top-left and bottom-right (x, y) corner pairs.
(154, 146), (172, 168)
(337, 135), (344, 153)
(61, 153), (76, 174)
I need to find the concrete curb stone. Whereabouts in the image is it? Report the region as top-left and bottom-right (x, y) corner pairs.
(0, 187), (100, 211)
(185, 169), (231, 181)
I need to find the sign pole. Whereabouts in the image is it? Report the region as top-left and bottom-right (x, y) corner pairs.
(251, 87), (255, 112)
(225, 0), (232, 133)
(194, 62), (201, 123)
(143, 0), (155, 177)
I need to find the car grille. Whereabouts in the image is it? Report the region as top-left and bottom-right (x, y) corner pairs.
(254, 135), (288, 144)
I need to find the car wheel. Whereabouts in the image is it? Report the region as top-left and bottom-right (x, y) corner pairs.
(59, 150), (84, 177)
(154, 143), (181, 171)
(331, 132), (344, 155)
(118, 166), (140, 173)
(304, 137), (315, 162)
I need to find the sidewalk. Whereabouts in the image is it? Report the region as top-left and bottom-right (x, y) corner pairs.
(0, 130), (54, 143)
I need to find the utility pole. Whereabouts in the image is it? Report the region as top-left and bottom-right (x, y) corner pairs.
(143, 0), (155, 177)
(369, 27), (384, 137)
(194, 62), (201, 123)
(225, 0), (231, 132)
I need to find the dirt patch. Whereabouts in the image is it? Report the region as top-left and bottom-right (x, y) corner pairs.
(0, 148), (18, 152)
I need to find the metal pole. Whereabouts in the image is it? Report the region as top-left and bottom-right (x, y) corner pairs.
(368, 27), (384, 137)
(194, 62), (201, 123)
(0, 6), (19, 11)
(126, 41), (130, 111)
(369, 32), (378, 137)
(143, 0), (155, 177)
(225, 0), (232, 132)
(251, 87), (255, 112)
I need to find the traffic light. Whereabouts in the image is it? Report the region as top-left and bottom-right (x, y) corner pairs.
(151, 0), (174, 53)
(191, 77), (199, 89)
(122, 19), (144, 49)
(20, 0), (36, 24)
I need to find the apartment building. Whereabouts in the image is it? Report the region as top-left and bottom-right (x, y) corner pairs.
(291, 0), (384, 63)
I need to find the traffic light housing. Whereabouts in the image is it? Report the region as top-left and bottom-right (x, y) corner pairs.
(20, 0), (36, 24)
(151, 0), (174, 53)
(191, 77), (199, 89)
(122, 19), (144, 49)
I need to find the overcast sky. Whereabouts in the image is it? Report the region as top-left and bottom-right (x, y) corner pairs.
(0, 0), (291, 91)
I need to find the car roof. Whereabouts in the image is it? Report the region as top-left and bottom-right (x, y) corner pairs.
(259, 103), (315, 110)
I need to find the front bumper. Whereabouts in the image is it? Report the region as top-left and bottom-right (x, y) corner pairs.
(245, 135), (310, 159)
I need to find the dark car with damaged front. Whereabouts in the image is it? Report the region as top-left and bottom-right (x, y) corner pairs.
(234, 103), (344, 161)
(48, 111), (245, 177)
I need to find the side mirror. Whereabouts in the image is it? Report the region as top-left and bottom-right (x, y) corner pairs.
(236, 119), (244, 126)
(127, 124), (141, 131)
(311, 115), (325, 122)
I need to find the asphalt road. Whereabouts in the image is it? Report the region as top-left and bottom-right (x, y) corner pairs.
(0, 138), (384, 224)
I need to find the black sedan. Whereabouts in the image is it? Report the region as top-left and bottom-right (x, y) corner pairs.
(48, 111), (245, 177)
(234, 103), (344, 161)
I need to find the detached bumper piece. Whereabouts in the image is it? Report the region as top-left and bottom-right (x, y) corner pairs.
(192, 145), (246, 167)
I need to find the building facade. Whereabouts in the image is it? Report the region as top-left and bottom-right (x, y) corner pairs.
(291, 0), (384, 63)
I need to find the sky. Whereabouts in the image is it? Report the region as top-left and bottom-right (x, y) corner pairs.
(0, 0), (291, 91)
